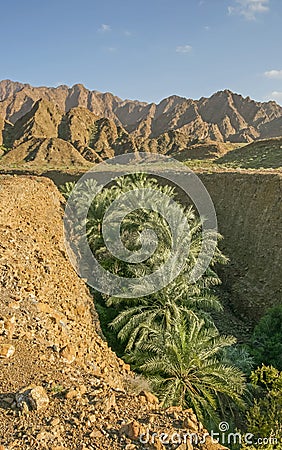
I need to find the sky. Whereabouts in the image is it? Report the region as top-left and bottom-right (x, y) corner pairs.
(0, 0), (282, 104)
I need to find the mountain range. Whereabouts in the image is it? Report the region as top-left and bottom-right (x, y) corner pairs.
(1, 79), (282, 167)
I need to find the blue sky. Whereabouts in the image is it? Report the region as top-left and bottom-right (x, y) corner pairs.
(0, 0), (281, 104)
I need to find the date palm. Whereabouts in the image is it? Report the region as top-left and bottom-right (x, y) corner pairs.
(107, 276), (223, 351)
(130, 318), (246, 423)
(61, 174), (227, 351)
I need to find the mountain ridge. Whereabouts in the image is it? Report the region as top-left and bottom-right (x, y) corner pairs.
(1, 98), (244, 167)
(1, 79), (282, 144)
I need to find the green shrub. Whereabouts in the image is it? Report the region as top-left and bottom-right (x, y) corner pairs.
(249, 306), (282, 370)
(241, 365), (282, 449)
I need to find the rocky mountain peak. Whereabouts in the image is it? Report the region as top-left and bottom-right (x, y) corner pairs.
(0, 79), (26, 101)
(1, 80), (282, 167)
(9, 98), (63, 146)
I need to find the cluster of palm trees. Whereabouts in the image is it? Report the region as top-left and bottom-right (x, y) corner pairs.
(61, 173), (247, 425)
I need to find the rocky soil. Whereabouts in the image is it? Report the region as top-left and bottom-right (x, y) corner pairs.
(0, 175), (228, 450)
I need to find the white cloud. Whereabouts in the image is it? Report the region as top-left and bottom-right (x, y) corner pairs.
(204, 25), (211, 31)
(269, 91), (282, 102)
(123, 30), (132, 37)
(98, 24), (111, 33)
(228, 0), (269, 20)
(176, 45), (193, 54)
(264, 70), (282, 79)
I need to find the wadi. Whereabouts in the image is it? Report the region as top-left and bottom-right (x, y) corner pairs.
(0, 80), (281, 450)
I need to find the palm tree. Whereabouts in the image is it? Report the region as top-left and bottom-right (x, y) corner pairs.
(59, 181), (76, 199)
(107, 277), (223, 351)
(130, 318), (246, 423)
(221, 345), (255, 375)
(94, 173), (226, 351)
(61, 174), (227, 277)
(61, 174), (228, 351)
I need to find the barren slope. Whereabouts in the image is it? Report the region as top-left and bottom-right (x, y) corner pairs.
(1, 137), (89, 167)
(217, 137), (282, 169)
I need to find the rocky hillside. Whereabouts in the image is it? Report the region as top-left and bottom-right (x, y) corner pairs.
(171, 141), (241, 161)
(1, 79), (282, 144)
(2, 137), (89, 167)
(217, 137), (282, 169)
(1, 80), (282, 168)
(0, 100), (142, 167)
(0, 175), (228, 450)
